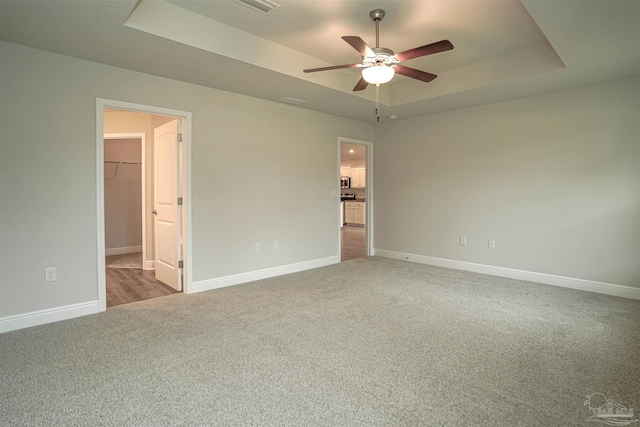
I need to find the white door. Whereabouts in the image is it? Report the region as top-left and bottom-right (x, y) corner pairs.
(153, 119), (181, 291)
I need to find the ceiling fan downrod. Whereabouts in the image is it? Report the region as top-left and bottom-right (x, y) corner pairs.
(370, 9), (385, 48)
(370, 9), (386, 122)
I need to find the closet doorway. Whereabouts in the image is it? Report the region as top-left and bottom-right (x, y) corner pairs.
(103, 131), (177, 307)
(98, 100), (191, 310)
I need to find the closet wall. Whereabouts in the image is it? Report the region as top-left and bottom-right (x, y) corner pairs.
(104, 139), (142, 254)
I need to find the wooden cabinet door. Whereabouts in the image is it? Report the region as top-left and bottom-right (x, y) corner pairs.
(346, 202), (365, 225)
(359, 168), (366, 188)
(351, 168), (366, 188)
(355, 202), (365, 224)
(345, 202), (356, 224)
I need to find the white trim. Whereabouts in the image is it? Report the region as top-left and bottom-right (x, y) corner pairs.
(96, 103), (107, 312)
(105, 245), (142, 256)
(374, 249), (640, 300)
(97, 98), (193, 312)
(0, 301), (100, 333)
(338, 137), (374, 258)
(104, 132), (147, 269)
(190, 256), (340, 294)
(143, 260), (156, 270)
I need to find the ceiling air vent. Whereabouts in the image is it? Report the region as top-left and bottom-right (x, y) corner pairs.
(233, 0), (280, 15)
(278, 97), (307, 105)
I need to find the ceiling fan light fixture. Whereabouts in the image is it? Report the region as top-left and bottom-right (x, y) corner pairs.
(362, 65), (395, 85)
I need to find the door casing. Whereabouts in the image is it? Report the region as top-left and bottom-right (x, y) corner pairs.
(337, 136), (374, 259)
(96, 98), (192, 312)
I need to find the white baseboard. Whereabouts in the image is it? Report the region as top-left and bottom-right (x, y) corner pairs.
(143, 260), (155, 270)
(0, 300), (101, 333)
(374, 249), (640, 300)
(190, 255), (340, 294)
(105, 245), (142, 256)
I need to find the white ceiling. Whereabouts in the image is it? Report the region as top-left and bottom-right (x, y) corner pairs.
(341, 142), (366, 167)
(1, 0), (638, 124)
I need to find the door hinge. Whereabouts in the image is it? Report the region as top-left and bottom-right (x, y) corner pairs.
(177, 197), (183, 205)
(177, 133), (183, 143)
(179, 260), (184, 269)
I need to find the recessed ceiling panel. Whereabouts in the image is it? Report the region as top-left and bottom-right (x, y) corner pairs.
(149, 0), (565, 106)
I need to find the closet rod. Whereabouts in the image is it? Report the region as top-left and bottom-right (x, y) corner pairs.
(104, 160), (142, 165)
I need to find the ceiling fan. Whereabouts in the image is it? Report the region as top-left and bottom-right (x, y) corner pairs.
(303, 9), (454, 92)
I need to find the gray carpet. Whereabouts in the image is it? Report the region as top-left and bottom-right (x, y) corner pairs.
(1, 257), (638, 426)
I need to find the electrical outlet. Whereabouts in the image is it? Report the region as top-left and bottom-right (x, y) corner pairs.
(488, 239), (495, 249)
(273, 240), (279, 250)
(255, 243), (261, 252)
(45, 267), (56, 282)
(460, 236), (467, 246)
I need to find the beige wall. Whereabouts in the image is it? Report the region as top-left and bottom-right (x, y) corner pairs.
(0, 41), (374, 317)
(374, 77), (640, 288)
(104, 138), (142, 251)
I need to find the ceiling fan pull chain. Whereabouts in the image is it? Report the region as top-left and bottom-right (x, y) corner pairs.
(376, 84), (380, 121)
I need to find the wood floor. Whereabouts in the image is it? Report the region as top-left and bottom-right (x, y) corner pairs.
(106, 254), (178, 307)
(341, 224), (366, 262)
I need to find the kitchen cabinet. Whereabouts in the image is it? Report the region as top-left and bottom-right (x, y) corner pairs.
(345, 201), (365, 225)
(351, 167), (366, 188)
(340, 166), (351, 178)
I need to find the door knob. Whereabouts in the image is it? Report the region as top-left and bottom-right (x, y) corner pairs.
(152, 210), (158, 215)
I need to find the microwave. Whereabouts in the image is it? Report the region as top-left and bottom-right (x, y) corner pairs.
(340, 176), (351, 188)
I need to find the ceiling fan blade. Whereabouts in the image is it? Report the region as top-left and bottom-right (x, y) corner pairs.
(342, 36), (375, 58)
(353, 77), (369, 91)
(394, 65), (437, 83)
(303, 64), (360, 73)
(395, 40), (453, 62)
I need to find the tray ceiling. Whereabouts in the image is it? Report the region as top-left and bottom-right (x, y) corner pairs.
(1, 0), (638, 123)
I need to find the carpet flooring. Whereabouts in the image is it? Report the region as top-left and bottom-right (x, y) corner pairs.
(1, 257), (638, 426)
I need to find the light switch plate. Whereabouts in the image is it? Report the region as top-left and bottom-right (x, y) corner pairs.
(45, 267), (56, 282)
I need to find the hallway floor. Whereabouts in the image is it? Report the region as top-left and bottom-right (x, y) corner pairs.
(341, 225), (366, 262)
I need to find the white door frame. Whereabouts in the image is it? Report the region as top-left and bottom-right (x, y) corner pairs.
(338, 137), (374, 258)
(96, 98), (193, 312)
(103, 132), (148, 269)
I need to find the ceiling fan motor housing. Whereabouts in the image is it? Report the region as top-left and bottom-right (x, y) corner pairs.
(363, 47), (399, 66)
(371, 47), (394, 57)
